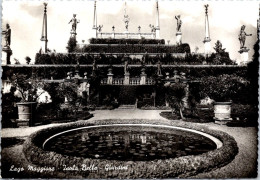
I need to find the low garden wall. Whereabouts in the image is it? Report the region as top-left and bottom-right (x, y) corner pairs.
(23, 119), (238, 178)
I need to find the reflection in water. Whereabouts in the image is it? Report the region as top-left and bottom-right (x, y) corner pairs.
(45, 128), (217, 161)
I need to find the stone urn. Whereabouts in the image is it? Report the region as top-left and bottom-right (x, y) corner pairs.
(16, 102), (37, 127)
(213, 102), (232, 125)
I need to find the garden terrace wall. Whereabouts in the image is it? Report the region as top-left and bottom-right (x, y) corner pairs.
(23, 119), (238, 178)
(2, 65), (248, 81)
(89, 38), (165, 45)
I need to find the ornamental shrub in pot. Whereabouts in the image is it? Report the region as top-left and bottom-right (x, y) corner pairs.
(200, 74), (248, 124)
(10, 73), (47, 127)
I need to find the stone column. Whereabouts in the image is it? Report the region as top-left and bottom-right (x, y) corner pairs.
(176, 32), (182, 45)
(107, 68), (113, 84)
(140, 67), (147, 85)
(124, 72), (130, 85)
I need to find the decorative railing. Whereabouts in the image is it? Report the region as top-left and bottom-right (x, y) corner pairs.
(97, 32), (156, 39)
(100, 77), (154, 85)
(113, 78), (124, 85)
(130, 78), (141, 85)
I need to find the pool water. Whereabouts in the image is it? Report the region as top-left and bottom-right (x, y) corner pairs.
(44, 126), (217, 161)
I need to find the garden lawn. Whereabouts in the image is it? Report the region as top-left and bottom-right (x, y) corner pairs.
(1, 110), (258, 178)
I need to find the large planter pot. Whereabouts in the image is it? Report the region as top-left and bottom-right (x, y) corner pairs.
(213, 102), (232, 125)
(16, 102), (37, 127)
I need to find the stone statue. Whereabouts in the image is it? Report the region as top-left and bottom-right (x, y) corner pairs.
(238, 25), (252, 49)
(138, 26), (141, 32)
(124, 57), (129, 74)
(92, 58), (97, 72)
(2, 23), (11, 47)
(68, 14), (80, 33)
(157, 60), (162, 76)
(149, 24), (156, 33)
(124, 15), (130, 31)
(97, 25), (103, 33)
(175, 15), (182, 32)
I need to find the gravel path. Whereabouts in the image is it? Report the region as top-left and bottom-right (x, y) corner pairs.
(1, 109), (258, 178)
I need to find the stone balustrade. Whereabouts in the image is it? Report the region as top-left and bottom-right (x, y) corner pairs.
(97, 32), (156, 39)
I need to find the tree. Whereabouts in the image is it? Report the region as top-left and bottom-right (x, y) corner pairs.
(247, 39), (259, 106)
(25, 56), (31, 64)
(165, 83), (186, 119)
(56, 81), (85, 116)
(213, 40), (226, 54)
(10, 73), (46, 102)
(66, 37), (77, 53)
(14, 58), (20, 64)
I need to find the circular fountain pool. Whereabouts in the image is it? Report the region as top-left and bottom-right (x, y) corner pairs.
(24, 122), (237, 178)
(43, 124), (220, 161)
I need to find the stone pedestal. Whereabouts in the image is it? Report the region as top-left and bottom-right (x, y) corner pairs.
(2, 46), (12, 65)
(124, 72), (130, 85)
(140, 74), (147, 85)
(176, 32), (182, 45)
(203, 38), (211, 55)
(140, 68), (147, 85)
(156, 29), (160, 39)
(107, 68), (113, 85)
(213, 102), (232, 125)
(238, 48), (250, 65)
(70, 31), (77, 38)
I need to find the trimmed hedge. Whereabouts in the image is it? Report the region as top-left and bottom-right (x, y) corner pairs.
(89, 38), (165, 45)
(34, 52), (234, 66)
(23, 119), (238, 178)
(79, 44), (191, 54)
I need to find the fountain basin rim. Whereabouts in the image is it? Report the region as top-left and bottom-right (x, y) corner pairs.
(42, 123), (223, 149)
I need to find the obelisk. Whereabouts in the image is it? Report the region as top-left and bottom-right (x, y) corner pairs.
(40, 3), (48, 53)
(203, 4), (211, 55)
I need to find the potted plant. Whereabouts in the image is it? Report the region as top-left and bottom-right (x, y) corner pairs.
(10, 73), (46, 127)
(200, 74), (248, 124)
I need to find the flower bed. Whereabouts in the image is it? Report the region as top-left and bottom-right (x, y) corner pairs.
(23, 119), (238, 178)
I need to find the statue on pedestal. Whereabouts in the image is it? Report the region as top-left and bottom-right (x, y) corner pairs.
(124, 59), (129, 74)
(92, 58), (97, 76)
(124, 14), (130, 31)
(149, 24), (156, 33)
(238, 25), (252, 49)
(68, 14), (80, 33)
(157, 60), (162, 76)
(97, 25), (103, 33)
(175, 15), (182, 32)
(2, 23), (11, 48)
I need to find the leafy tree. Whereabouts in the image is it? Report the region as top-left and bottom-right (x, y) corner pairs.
(213, 40), (226, 54)
(247, 39), (259, 106)
(56, 81), (86, 116)
(66, 37), (77, 53)
(165, 82), (186, 119)
(200, 74), (249, 102)
(14, 58), (20, 64)
(10, 73), (46, 102)
(25, 56), (31, 64)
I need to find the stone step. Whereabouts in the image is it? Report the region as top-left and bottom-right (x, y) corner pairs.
(118, 105), (136, 109)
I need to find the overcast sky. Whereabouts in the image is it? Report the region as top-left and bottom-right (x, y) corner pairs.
(2, 0), (259, 64)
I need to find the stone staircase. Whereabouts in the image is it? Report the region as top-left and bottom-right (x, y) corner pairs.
(118, 104), (136, 109)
